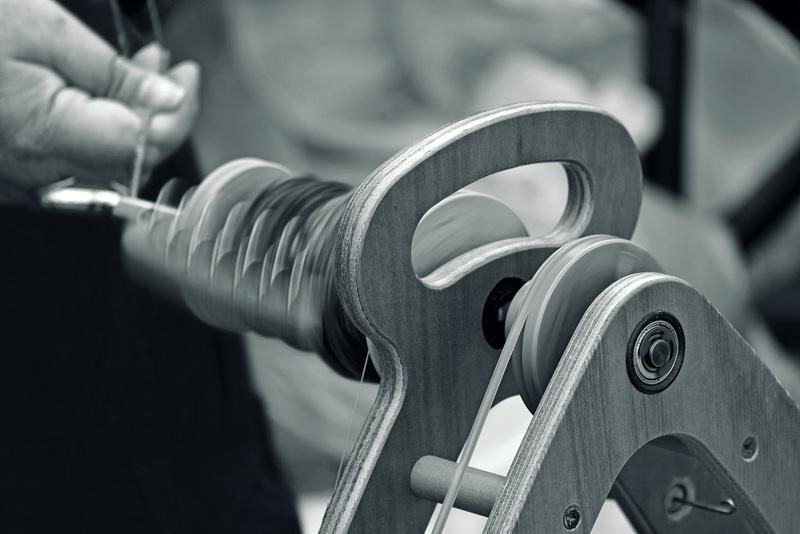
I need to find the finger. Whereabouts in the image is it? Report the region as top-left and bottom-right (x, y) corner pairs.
(49, 90), (143, 182)
(34, 2), (185, 111)
(131, 42), (167, 72)
(0, 59), (129, 185)
(0, 53), (197, 190)
(147, 61), (201, 154)
(93, 56), (186, 112)
(49, 61), (201, 184)
(9, 62), (140, 176)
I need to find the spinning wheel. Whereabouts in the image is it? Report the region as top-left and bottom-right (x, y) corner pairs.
(39, 102), (800, 533)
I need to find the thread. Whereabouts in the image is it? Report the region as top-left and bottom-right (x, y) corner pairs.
(430, 281), (535, 534)
(432, 236), (662, 531)
(333, 351), (373, 493)
(107, 0), (130, 57)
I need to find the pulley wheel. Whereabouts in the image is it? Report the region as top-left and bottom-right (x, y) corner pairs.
(507, 235), (663, 412)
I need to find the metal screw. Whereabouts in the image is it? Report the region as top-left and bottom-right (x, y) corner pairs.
(665, 482), (736, 518)
(563, 505), (580, 530)
(742, 436), (758, 461)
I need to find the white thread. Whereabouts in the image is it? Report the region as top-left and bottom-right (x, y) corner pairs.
(130, 112), (151, 199)
(107, 0), (129, 57)
(431, 282), (534, 533)
(107, 1), (168, 199)
(333, 351), (372, 494)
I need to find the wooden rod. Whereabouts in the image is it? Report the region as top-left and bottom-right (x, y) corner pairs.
(410, 455), (505, 517)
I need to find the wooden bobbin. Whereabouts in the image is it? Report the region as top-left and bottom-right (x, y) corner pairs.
(327, 102), (642, 533)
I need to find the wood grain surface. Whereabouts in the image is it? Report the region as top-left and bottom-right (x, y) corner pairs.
(326, 102), (642, 533)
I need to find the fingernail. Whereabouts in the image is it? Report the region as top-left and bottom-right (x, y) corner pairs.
(134, 42), (163, 67)
(141, 75), (186, 111)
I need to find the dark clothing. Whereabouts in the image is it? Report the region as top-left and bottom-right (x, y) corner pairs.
(0, 3), (301, 531)
(0, 198), (299, 533)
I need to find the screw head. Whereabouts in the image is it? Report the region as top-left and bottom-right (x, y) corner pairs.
(563, 505), (581, 530)
(741, 436), (758, 461)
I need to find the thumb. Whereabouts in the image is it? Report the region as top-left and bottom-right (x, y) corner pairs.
(102, 55), (187, 111)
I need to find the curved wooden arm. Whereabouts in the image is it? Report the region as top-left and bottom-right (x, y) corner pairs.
(327, 102), (642, 533)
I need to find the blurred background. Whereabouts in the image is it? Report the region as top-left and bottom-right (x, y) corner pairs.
(152, 0), (800, 531)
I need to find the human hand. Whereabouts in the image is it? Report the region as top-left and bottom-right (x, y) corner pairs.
(0, 0), (200, 200)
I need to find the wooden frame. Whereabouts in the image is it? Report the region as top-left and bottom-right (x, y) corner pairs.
(487, 273), (800, 533)
(327, 102), (642, 533)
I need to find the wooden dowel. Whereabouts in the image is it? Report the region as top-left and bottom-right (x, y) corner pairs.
(410, 455), (505, 517)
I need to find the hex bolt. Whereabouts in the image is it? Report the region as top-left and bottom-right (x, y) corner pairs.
(563, 505), (581, 530)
